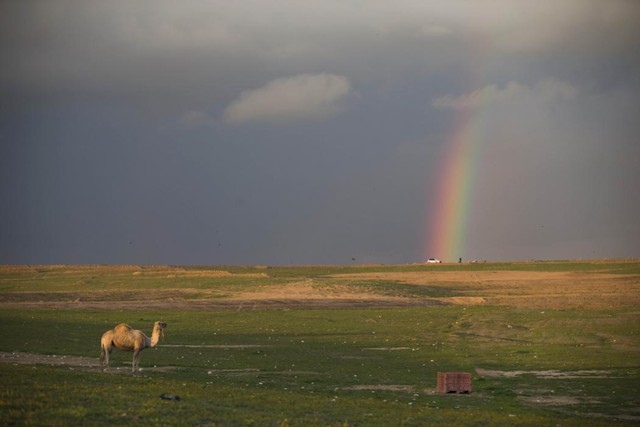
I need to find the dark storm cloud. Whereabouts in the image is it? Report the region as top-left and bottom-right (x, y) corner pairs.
(1, 1), (639, 264)
(3, 1), (638, 114)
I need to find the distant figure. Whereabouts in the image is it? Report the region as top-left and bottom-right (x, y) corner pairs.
(459, 257), (462, 263)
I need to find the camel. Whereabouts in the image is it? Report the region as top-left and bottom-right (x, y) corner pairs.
(100, 321), (166, 373)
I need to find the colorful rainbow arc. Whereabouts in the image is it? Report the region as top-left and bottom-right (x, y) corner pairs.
(426, 108), (484, 263)
(424, 37), (493, 263)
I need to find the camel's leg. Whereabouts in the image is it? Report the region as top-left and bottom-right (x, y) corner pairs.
(133, 349), (141, 373)
(100, 344), (111, 371)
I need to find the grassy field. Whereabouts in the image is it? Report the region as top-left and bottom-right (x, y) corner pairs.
(0, 260), (639, 425)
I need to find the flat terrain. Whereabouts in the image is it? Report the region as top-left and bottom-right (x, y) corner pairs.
(0, 260), (639, 425)
(2, 260), (638, 310)
(331, 268), (640, 309)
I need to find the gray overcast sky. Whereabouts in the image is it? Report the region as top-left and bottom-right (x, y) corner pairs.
(1, 0), (639, 265)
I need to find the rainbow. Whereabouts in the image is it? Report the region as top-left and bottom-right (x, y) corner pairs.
(425, 107), (485, 263)
(424, 35), (494, 263)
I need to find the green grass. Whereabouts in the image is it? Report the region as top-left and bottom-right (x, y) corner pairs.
(1, 306), (639, 425)
(0, 364), (568, 426)
(1, 260), (639, 425)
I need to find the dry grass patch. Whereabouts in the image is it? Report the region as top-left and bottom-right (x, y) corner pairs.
(330, 270), (640, 309)
(230, 280), (413, 303)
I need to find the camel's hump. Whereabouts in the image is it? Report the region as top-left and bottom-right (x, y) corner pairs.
(113, 323), (133, 332)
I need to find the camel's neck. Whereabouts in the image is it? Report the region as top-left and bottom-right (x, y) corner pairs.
(150, 326), (163, 347)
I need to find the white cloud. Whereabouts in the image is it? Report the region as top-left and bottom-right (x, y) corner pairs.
(432, 79), (578, 110)
(432, 82), (525, 110)
(181, 110), (216, 127)
(224, 74), (353, 125)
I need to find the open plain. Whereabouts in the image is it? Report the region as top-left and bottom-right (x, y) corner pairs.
(1, 260), (639, 425)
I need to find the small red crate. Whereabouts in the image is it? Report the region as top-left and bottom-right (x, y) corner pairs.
(437, 372), (472, 393)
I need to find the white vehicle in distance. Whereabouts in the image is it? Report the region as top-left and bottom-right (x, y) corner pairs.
(426, 258), (441, 264)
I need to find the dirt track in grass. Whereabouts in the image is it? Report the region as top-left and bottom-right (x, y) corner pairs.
(0, 297), (442, 311)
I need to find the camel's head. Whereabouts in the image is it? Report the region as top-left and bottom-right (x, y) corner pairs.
(155, 321), (167, 340)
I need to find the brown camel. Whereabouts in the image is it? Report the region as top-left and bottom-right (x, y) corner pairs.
(100, 321), (166, 373)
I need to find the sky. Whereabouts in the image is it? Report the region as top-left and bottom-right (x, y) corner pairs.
(1, 0), (639, 265)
